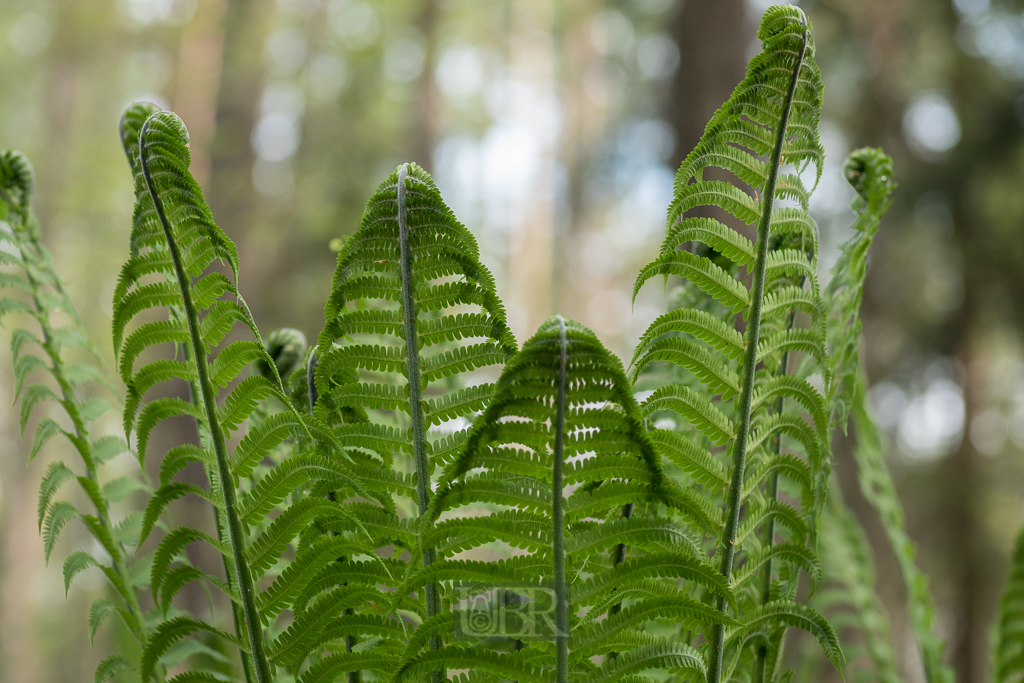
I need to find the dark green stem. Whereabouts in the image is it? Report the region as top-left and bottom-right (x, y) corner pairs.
(180, 335), (255, 683)
(309, 356), (362, 683)
(606, 501), (634, 662)
(553, 316), (569, 683)
(754, 340), (794, 683)
(706, 30), (808, 683)
(396, 164), (442, 683)
(140, 121), (272, 683)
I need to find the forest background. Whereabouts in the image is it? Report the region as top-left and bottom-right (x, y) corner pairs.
(0, 0), (1015, 681)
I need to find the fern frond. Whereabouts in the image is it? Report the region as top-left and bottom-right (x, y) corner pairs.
(997, 524), (1024, 683)
(726, 600), (843, 674)
(314, 162), (519, 679)
(593, 641), (706, 682)
(95, 656), (136, 683)
(2, 149), (151, 664)
(810, 486), (900, 683)
(629, 7), (834, 681)
(641, 385), (735, 446)
(849, 381), (953, 683)
(140, 616), (238, 683)
(119, 105), (370, 682)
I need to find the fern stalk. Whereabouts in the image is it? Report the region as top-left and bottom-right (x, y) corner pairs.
(707, 23), (809, 683)
(26, 251), (149, 645)
(181, 337), (256, 683)
(552, 315), (569, 683)
(308, 355), (361, 683)
(396, 163), (442, 680)
(755, 309), (798, 683)
(139, 120), (272, 683)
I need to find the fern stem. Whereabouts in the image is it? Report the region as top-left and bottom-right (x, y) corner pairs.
(706, 26), (809, 683)
(552, 315), (569, 683)
(180, 336), (255, 683)
(605, 501), (634, 662)
(209, 466), (257, 683)
(396, 164), (442, 682)
(139, 122), (272, 683)
(754, 336), (795, 683)
(22, 248), (150, 648)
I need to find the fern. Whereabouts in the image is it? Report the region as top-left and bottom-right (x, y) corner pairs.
(817, 147), (954, 683)
(996, 523), (1024, 683)
(824, 147), (894, 428)
(2, 8), (956, 683)
(631, 7), (838, 682)
(0, 150), (152, 669)
(116, 104), (378, 682)
(413, 316), (733, 681)
(313, 161), (517, 681)
(848, 384), (953, 683)
(811, 485), (900, 683)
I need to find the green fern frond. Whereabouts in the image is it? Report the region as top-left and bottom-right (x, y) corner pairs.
(727, 600), (843, 674)
(628, 7), (838, 682)
(849, 382), (953, 683)
(809, 485), (900, 683)
(314, 161), (519, 680)
(140, 616), (239, 683)
(996, 523), (1024, 683)
(94, 656), (136, 683)
(825, 147), (895, 429)
(420, 316), (732, 681)
(117, 105), (374, 683)
(1, 149), (151, 663)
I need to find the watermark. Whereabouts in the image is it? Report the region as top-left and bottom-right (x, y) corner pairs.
(452, 582), (568, 641)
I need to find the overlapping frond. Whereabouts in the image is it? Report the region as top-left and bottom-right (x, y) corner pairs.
(824, 147), (895, 428)
(996, 524), (1024, 683)
(818, 147), (952, 683)
(849, 385), (953, 683)
(808, 485), (901, 683)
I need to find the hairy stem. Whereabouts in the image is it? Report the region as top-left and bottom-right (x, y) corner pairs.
(553, 316), (569, 683)
(180, 334), (255, 683)
(140, 122), (272, 683)
(706, 29), (808, 683)
(396, 164), (442, 683)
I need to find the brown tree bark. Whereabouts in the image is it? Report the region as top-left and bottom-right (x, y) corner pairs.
(412, 0), (439, 172)
(665, 0), (752, 167)
(206, 0), (274, 241)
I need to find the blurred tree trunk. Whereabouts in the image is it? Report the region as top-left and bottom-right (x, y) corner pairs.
(172, 0), (229, 187)
(506, 0), (559, 338)
(412, 0), (439, 172)
(663, 0), (752, 249)
(665, 0), (751, 167)
(207, 0), (273, 239)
